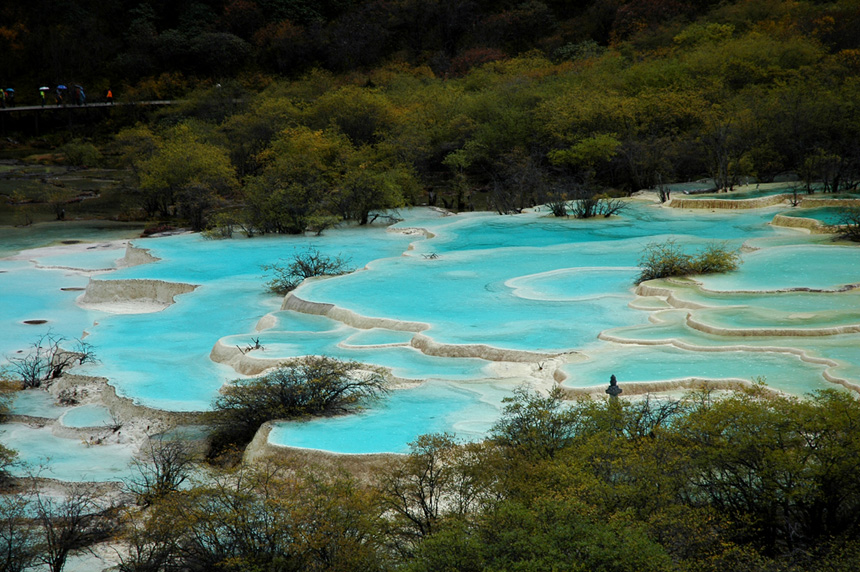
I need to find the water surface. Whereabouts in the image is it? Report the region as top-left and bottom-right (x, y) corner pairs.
(2, 202), (859, 471)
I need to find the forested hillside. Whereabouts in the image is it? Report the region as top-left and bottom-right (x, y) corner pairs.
(1, 0), (857, 84)
(2, 1), (859, 228)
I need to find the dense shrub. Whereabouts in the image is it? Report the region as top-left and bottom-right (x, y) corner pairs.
(59, 139), (102, 167)
(689, 241), (742, 274)
(637, 239), (692, 283)
(637, 239), (740, 283)
(402, 387), (860, 570)
(206, 356), (387, 458)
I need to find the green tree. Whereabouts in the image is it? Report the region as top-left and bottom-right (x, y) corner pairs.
(491, 385), (580, 461)
(135, 123), (238, 222)
(637, 239), (741, 284)
(336, 147), (414, 225)
(218, 89), (303, 177)
(548, 133), (621, 175)
(377, 434), (491, 557)
(119, 463), (387, 572)
(243, 126), (350, 234)
(676, 388), (860, 555)
(478, 498), (675, 572)
(244, 126), (411, 232)
(304, 85), (396, 146)
(58, 139), (102, 168)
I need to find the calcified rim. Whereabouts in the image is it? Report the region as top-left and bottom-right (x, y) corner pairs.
(599, 280), (860, 394)
(668, 193), (794, 210)
(668, 193), (860, 211)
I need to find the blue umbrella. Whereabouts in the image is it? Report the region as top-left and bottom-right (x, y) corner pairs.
(4, 88), (13, 93)
(57, 85), (67, 90)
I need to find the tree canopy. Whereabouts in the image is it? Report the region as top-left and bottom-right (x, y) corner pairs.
(85, 0), (858, 232)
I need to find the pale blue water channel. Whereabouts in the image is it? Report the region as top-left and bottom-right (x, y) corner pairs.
(2, 201), (859, 479)
(778, 206), (847, 225)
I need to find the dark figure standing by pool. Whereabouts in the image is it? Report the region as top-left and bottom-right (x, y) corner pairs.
(606, 374), (622, 398)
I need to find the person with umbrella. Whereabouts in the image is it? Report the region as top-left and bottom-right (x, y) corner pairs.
(72, 84), (86, 105)
(40, 86), (50, 107)
(56, 85), (66, 106)
(3, 88), (14, 107)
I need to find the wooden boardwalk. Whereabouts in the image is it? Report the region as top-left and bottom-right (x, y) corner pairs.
(0, 101), (174, 113)
(0, 101), (176, 134)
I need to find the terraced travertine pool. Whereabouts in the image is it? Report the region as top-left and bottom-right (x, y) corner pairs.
(2, 198), (859, 478)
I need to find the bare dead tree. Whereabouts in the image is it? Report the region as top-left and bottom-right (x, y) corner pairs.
(0, 495), (38, 572)
(5, 334), (97, 388)
(262, 248), (352, 295)
(126, 440), (198, 507)
(489, 148), (548, 215)
(567, 185), (627, 219)
(656, 172), (671, 203)
(836, 206), (860, 242)
(544, 193), (570, 217)
(596, 196), (627, 217)
(788, 184), (802, 207)
(32, 484), (123, 572)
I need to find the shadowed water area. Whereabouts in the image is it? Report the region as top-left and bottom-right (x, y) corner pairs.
(2, 200), (859, 477)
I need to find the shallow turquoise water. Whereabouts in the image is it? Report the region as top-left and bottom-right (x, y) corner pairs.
(0, 423), (135, 481)
(60, 404), (115, 428)
(778, 207), (847, 225)
(343, 328), (415, 346)
(0, 259), (99, 360)
(9, 390), (66, 418)
(223, 326), (498, 381)
(561, 344), (832, 394)
(696, 245), (860, 292)
(602, 309), (859, 391)
(2, 202), (860, 471)
(268, 381), (508, 454)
